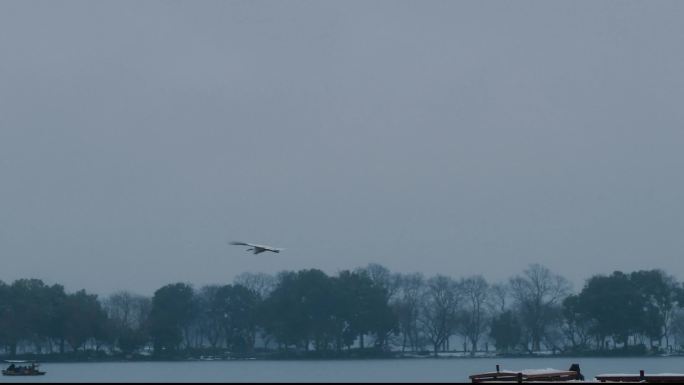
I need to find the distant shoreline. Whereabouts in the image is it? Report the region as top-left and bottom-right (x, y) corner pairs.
(4, 351), (682, 364)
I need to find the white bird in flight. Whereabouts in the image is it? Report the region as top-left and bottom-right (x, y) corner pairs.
(229, 241), (283, 255)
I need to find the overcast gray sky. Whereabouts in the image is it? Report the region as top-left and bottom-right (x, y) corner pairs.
(1, 0), (684, 296)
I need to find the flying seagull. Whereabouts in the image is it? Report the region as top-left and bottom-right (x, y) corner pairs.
(229, 241), (283, 255)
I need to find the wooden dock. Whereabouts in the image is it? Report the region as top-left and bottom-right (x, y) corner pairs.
(469, 364), (583, 383)
(596, 370), (684, 383)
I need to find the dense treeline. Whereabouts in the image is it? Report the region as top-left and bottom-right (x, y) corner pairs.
(2, 264), (684, 359)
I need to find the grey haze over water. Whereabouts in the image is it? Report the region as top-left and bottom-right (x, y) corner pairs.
(1, 1), (683, 296)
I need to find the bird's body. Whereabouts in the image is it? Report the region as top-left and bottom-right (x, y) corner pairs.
(229, 241), (283, 254)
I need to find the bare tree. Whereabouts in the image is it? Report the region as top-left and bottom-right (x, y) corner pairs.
(393, 272), (426, 352)
(671, 309), (684, 352)
(355, 263), (400, 301)
(103, 291), (151, 354)
(233, 272), (278, 349)
(233, 272), (276, 299)
(458, 275), (489, 355)
(509, 264), (571, 352)
(419, 275), (460, 356)
(196, 285), (225, 349)
(488, 283), (509, 314)
(104, 291), (151, 330)
(648, 271), (679, 350)
(560, 295), (593, 352)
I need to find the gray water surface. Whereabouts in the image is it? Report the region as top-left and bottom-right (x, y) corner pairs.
(2, 357), (683, 383)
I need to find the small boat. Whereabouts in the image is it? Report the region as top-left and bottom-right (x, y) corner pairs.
(2, 360), (46, 376)
(469, 363), (584, 383)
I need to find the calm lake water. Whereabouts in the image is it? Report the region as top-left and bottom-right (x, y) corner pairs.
(2, 357), (684, 383)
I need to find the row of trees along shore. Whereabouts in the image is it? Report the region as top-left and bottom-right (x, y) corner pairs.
(2, 263), (684, 359)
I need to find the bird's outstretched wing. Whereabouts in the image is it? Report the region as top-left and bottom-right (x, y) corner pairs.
(230, 241), (283, 253)
(252, 244), (281, 252)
